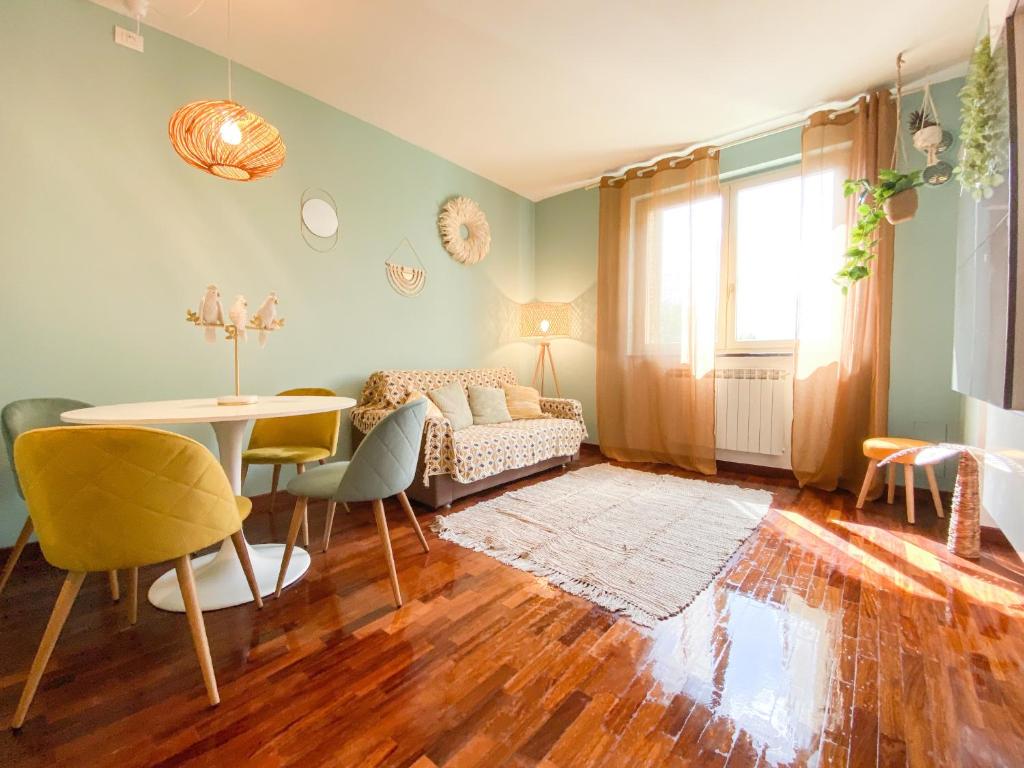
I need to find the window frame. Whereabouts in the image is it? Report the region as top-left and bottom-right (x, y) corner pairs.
(717, 163), (803, 354)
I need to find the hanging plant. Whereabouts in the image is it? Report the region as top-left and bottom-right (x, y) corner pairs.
(837, 170), (923, 291)
(957, 35), (1007, 200)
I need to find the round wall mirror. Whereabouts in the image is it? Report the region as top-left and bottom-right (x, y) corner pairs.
(302, 198), (338, 238)
(300, 188), (340, 251)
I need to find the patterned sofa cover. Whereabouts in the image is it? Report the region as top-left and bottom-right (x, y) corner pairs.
(350, 367), (587, 507)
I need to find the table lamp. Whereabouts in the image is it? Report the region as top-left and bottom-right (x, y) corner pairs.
(519, 302), (571, 397)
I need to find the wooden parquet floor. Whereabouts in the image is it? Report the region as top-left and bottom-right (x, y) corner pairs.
(1, 445), (1022, 767)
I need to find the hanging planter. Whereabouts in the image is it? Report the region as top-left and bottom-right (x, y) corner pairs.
(882, 185), (919, 223)
(837, 53), (929, 291)
(838, 170), (923, 291)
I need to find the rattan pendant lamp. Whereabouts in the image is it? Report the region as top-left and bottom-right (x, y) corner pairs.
(168, 0), (285, 181)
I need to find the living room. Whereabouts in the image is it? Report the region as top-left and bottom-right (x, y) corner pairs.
(1, 1), (1023, 766)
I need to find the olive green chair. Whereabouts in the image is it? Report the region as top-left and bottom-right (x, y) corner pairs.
(1, 398), (122, 602)
(241, 387), (341, 546)
(10, 425), (262, 729)
(275, 398), (430, 606)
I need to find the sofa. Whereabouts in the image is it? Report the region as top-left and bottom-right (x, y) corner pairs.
(350, 367), (587, 508)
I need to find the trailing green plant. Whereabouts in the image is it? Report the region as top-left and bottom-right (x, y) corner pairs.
(957, 35), (1007, 200)
(837, 169), (923, 291)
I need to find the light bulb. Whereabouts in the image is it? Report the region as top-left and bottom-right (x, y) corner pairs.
(539, 319), (551, 334)
(219, 119), (242, 145)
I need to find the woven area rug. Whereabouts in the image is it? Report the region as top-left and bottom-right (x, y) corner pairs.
(433, 463), (773, 627)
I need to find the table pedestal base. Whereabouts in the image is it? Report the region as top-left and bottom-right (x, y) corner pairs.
(148, 537), (310, 612)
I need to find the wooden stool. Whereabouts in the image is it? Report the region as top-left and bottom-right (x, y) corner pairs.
(855, 437), (944, 524)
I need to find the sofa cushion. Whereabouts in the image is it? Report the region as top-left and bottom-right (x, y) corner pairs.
(405, 389), (443, 420)
(428, 382), (473, 431)
(468, 385), (512, 425)
(503, 383), (546, 420)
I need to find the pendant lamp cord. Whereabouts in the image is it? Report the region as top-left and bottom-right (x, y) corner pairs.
(226, 0), (233, 101)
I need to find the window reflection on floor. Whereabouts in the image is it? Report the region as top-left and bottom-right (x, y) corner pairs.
(646, 586), (831, 763)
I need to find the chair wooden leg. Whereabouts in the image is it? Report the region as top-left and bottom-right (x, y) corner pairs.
(322, 501), (337, 552)
(295, 464), (309, 547)
(108, 570), (120, 602)
(276, 497), (307, 598)
(855, 460), (877, 510)
(904, 465), (916, 525)
(886, 465), (896, 504)
(925, 465), (944, 518)
(318, 459), (326, 466)
(269, 464), (281, 516)
(174, 556), (219, 707)
(0, 517), (33, 596)
(128, 568), (139, 625)
(12, 571), (86, 729)
(230, 531), (263, 608)
(372, 499), (403, 608)
(397, 491), (429, 553)
(240, 462), (249, 488)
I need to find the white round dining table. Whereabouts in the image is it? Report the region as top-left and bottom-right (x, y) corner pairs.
(62, 396), (356, 612)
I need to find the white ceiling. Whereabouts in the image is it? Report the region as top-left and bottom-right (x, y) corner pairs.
(93, 0), (983, 201)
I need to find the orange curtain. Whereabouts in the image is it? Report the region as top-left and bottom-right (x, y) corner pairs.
(792, 91), (895, 492)
(597, 148), (721, 474)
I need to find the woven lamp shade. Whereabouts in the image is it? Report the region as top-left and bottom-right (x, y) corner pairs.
(168, 99), (285, 181)
(520, 302), (572, 339)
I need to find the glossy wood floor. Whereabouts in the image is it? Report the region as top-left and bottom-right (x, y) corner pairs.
(1, 446), (1023, 767)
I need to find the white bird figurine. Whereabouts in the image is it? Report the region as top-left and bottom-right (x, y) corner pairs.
(253, 291), (279, 347)
(229, 295), (249, 341)
(198, 284), (224, 343)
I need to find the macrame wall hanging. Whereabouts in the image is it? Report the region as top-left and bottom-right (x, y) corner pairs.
(438, 196), (491, 264)
(384, 238), (427, 297)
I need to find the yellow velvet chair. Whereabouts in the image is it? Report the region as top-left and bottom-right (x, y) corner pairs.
(242, 387), (340, 546)
(10, 425), (262, 730)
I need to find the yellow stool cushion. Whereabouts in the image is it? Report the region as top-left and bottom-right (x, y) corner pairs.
(863, 437), (932, 464)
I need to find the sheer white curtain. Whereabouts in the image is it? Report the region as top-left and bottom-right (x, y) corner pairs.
(597, 148), (722, 474)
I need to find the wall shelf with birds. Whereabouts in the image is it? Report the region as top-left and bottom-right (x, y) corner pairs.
(186, 286), (284, 404)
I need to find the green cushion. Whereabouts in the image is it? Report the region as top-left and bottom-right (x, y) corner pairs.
(427, 382), (473, 431)
(286, 461), (349, 499)
(467, 385), (512, 425)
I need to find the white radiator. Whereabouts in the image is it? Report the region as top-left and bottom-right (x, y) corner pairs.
(714, 368), (789, 456)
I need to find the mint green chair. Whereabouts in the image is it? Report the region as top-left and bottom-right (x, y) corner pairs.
(1, 398), (121, 602)
(275, 398), (429, 606)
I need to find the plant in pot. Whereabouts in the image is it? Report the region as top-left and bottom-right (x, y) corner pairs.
(909, 109), (943, 153)
(837, 169), (923, 290)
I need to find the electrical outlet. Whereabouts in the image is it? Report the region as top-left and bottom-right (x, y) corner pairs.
(114, 26), (144, 53)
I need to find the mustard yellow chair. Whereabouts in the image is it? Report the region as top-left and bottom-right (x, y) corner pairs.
(10, 425), (262, 730)
(242, 387), (341, 546)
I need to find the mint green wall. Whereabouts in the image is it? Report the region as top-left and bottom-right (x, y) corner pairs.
(890, 78), (965, 488)
(0, 0), (536, 546)
(534, 190), (599, 439)
(535, 78), (967, 489)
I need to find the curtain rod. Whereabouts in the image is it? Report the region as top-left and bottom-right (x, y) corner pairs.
(582, 79), (939, 190)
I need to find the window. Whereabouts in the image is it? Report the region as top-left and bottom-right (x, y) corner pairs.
(630, 190), (722, 360)
(625, 163), (842, 358)
(720, 165), (838, 351)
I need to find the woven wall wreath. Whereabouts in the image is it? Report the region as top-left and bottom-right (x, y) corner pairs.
(438, 196), (491, 265)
